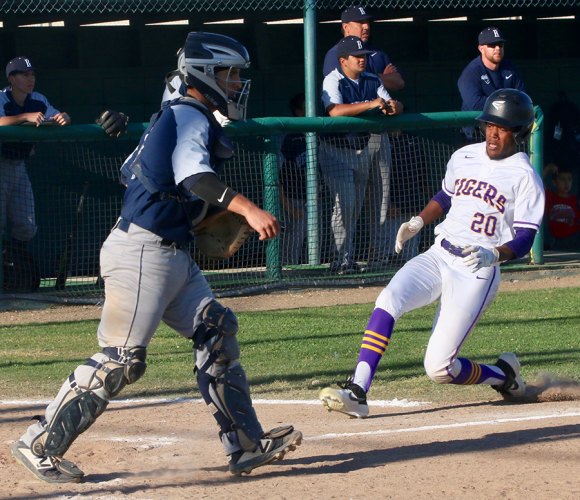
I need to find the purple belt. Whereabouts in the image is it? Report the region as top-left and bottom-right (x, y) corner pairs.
(441, 238), (466, 257)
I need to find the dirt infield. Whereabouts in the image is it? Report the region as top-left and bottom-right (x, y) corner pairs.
(2, 397), (579, 499)
(1, 273), (579, 498)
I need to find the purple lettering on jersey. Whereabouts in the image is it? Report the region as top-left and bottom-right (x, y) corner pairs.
(495, 195), (506, 214)
(461, 179), (477, 196)
(483, 184), (497, 205)
(472, 181), (487, 199)
(455, 178), (465, 194)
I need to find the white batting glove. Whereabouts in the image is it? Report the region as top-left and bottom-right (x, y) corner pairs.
(461, 246), (500, 273)
(395, 216), (424, 254)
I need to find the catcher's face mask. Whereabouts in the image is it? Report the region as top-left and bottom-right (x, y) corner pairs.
(215, 67), (251, 121)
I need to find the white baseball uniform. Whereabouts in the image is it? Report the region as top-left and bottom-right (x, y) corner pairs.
(355, 140), (544, 389)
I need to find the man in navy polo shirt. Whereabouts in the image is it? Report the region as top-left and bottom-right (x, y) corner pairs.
(0, 56), (71, 248)
(458, 27), (525, 140)
(323, 5), (404, 92)
(321, 36), (403, 274)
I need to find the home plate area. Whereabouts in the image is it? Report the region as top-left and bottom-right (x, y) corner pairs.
(2, 396), (579, 499)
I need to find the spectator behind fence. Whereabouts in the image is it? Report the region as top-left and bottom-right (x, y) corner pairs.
(323, 5), (405, 270)
(0, 57), (71, 245)
(457, 27), (525, 142)
(0, 56), (70, 290)
(321, 36), (403, 275)
(280, 92), (308, 265)
(544, 167), (580, 251)
(545, 91), (580, 195)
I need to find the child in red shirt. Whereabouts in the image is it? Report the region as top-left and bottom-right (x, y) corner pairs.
(545, 168), (580, 250)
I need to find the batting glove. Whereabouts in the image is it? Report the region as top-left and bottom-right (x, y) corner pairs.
(395, 216), (424, 254)
(461, 245), (500, 273)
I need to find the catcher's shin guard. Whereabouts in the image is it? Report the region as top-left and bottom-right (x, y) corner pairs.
(30, 347), (146, 458)
(193, 299), (263, 453)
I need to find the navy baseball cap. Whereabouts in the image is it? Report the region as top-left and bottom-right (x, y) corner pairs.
(6, 56), (34, 78)
(337, 36), (373, 58)
(478, 27), (506, 45)
(341, 6), (373, 23)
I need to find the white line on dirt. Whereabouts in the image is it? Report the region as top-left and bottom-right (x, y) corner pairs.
(307, 411), (580, 441)
(0, 398), (426, 408)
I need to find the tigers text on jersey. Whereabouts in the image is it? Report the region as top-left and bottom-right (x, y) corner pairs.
(435, 141), (544, 247)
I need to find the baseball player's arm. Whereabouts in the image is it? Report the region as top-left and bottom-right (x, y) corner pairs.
(395, 198), (445, 254)
(457, 68), (487, 111)
(327, 97), (390, 117)
(0, 113), (45, 126)
(380, 64), (405, 91)
(184, 172), (279, 240)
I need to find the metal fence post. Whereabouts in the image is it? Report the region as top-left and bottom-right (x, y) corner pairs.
(530, 106), (544, 265)
(262, 135), (282, 280)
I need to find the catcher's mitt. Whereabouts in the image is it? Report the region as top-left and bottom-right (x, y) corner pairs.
(96, 110), (129, 138)
(193, 209), (252, 260)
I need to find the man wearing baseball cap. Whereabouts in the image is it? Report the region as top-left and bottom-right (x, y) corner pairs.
(323, 5), (404, 92)
(0, 56), (71, 287)
(323, 6), (405, 270)
(320, 35), (403, 275)
(458, 27), (525, 140)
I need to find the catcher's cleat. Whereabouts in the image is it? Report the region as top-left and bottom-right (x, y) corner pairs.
(228, 425), (302, 476)
(492, 352), (527, 400)
(11, 440), (84, 484)
(319, 379), (369, 418)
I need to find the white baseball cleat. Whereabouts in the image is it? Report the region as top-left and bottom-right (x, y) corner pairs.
(228, 425), (302, 476)
(492, 352), (527, 400)
(319, 379), (369, 418)
(11, 440), (84, 483)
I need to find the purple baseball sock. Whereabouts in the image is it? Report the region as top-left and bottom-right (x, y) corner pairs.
(450, 357), (506, 385)
(352, 308), (395, 392)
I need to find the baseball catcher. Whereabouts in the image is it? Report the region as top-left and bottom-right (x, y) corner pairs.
(12, 32), (301, 484)
(95, 109), (129, 138)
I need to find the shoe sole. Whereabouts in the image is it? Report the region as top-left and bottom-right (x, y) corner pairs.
(319, 388), (369, 418)
(11, 442), (82, 484)
(495, 353), (527, 400)
(229, 431), (303, 476)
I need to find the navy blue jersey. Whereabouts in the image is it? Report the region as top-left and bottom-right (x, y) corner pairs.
(0, 88), (60, 159)
(323, 41), (392, 77)
(458, 56), (525, 111)
(322, 69), (390, 111)
(120, 99), (224, 245)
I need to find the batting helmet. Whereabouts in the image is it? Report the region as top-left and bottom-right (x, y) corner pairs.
(178, 32), (251, 121)
(477, 89), (535, 144)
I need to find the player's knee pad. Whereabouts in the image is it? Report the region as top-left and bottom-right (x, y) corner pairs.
(193, 299), (240, 373)
(37, 347), (147, 457)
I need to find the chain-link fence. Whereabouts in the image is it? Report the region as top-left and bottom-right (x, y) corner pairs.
(0, 110), (543, 303)
(1, 0), (578, 15)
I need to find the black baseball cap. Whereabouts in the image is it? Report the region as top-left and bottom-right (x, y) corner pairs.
(341, 6), (373, 23)
(337, 36), (373, 58)
(478, 27), (506, 45)
(6, 56), (34, 78)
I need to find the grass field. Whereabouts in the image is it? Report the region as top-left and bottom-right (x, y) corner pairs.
(1, 286), (579, 403)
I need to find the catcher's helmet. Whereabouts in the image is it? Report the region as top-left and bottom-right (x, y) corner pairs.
(178, 32), (251, 120)
(477, 89), (535, 144)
